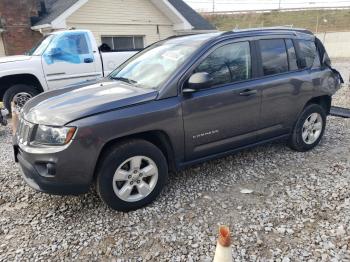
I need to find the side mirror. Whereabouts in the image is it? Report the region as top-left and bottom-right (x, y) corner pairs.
(183, 72), (212, 93)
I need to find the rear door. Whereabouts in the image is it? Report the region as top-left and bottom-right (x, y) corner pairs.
(42, 31), (100, 90)
(181, 40), (262, 160)
(255, 37), (318, 140)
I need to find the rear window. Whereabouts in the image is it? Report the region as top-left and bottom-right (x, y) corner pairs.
(259, 39), (289, 76)
(297, 40), (320, 68)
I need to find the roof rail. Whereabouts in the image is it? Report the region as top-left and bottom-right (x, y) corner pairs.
(231, 26), (314, 35)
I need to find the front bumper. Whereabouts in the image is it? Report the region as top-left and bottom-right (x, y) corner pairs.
(16, 149), (89, 195)
(13, 138), (99, 196)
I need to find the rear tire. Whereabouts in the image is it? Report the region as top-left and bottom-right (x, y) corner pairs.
(96, 139), (168, 211)
(289, 104), (326, 152)
(3, 84), (40, 113)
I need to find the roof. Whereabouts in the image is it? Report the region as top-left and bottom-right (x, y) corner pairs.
(168, 0), (216, 30)
(165, 32), (222, 45)
(33, 0), (216, 31)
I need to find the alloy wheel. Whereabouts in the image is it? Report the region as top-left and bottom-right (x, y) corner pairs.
(112, 156), (159, 202)
(302, 112), (323, 145)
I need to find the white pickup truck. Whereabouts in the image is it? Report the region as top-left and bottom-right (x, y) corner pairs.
(0, 29), (137, 110)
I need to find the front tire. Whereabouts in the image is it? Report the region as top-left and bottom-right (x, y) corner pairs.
(96, 139), (168, 211)
(289, 104), (326, 152)
(3, 84), (40, 112)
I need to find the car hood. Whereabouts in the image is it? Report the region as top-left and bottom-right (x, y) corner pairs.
(22, 80), (158, 126)
(0, 55), (32, 63)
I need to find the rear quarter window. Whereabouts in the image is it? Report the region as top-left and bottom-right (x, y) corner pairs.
(297, 40), (321, 68)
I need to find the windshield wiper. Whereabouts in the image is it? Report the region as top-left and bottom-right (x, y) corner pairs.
(111, 77), (138, 85)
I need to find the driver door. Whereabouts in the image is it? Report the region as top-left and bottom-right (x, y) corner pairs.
(42, 31), (99, 90)
(182, 41), (261, 160)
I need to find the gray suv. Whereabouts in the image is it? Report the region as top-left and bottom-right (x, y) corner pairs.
(14, 28), (342, 211)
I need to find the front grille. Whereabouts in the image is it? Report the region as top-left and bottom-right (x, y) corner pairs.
(17, 117), (34, 145)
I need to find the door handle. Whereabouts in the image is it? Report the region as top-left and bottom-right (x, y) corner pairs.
(84, 58), (94, 63)
(239, 89), (257, 96)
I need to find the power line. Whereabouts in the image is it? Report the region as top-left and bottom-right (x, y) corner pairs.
(186, 0), (350, 12)
(186, 0), (350, 4)
(186, 0), (350, 2)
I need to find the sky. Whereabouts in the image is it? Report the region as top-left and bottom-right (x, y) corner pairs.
(184, 0), (350, 12)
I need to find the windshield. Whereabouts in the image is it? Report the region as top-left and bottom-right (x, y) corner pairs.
(27, 35), (55, 56)
(109, 41), (200, 89)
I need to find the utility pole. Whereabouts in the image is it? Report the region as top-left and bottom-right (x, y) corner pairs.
(212, 0), (215, 14)
(278, 0), (281, 10)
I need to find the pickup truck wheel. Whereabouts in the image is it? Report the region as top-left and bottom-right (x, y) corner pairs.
(3, 84), (40, 112)
(96, 139), (168, 211)
(289, 104), (326, 152)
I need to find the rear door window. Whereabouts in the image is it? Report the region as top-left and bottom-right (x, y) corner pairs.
(259, 39), (289, 76)
(297, 40), (321, 68)
(195, 41), (252, 87)
(285, 39), (298, 71)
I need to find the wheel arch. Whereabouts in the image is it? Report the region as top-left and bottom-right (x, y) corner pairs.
(0, 74), (44, 101)
(93, 130), (177, 181)
(305, 95), (332, 114)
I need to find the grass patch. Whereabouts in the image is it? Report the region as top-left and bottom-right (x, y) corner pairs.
(205, 9), (350, 33)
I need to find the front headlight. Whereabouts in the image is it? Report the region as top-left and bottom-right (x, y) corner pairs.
(32, 125), (76, 145)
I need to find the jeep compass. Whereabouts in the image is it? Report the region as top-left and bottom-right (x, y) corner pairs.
(14, 28), (342, 211)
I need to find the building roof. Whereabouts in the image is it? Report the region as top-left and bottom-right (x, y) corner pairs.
(34, 0), (80, 26)
(33, 0), (215, 31)
(168, 0), (215, 30)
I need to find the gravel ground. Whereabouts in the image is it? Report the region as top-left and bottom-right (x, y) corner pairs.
(0, 61), (350, 261)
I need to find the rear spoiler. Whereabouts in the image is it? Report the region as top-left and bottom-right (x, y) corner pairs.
(315, 37), (344, 84)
